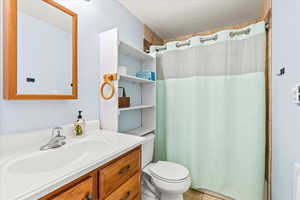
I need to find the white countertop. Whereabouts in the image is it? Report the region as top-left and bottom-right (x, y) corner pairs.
(0, 122), (145, 200)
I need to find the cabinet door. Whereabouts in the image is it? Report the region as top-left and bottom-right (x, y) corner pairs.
(100, 147), (141, 199)
(104, 172), (141, 200)
(47, 176), (95, 200)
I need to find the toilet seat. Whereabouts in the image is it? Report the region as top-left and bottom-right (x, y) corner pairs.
(141, 134), (191, 200)
(148, 161), (189, 183)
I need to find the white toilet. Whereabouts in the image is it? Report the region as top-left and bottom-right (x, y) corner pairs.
(141, 133), (191, 200)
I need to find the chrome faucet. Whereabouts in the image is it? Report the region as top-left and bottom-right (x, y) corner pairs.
(40, 127), (66, 151)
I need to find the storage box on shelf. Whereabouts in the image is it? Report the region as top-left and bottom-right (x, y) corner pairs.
(99, 28), (156, 136)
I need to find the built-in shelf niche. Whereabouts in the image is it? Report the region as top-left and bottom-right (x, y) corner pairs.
(99, 28), (156, 136)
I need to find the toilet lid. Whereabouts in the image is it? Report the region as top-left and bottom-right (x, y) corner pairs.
(149, 161), (189, 182)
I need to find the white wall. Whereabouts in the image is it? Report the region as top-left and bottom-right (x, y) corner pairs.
(272, 0), (300, 199)
(0, 0), (144, 134)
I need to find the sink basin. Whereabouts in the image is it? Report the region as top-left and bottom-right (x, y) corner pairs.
(7, 139), (109, 174)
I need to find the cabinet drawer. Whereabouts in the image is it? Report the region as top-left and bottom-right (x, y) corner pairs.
(49, 176), (94, 200)
(104, 172), (141, 200)
(100, 147), (141, 198)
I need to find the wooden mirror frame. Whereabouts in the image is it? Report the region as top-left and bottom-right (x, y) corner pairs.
(3, 0), (78, 100)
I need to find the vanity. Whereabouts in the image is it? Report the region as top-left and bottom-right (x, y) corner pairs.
(40, 146), (141, 200)
(0, 121), (145, 200)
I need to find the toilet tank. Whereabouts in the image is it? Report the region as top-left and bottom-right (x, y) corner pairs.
(141, 133), (155, 168)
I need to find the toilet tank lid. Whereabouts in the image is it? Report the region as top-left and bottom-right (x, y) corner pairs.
(149, 161), (189, 182)
(142, 133), (155, 144)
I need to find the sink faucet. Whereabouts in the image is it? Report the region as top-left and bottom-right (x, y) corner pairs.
(40, 127), (66, 151)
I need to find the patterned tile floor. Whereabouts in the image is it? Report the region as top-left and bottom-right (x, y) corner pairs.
(184, 187), (268, 200)
(183, 189), (228, 200)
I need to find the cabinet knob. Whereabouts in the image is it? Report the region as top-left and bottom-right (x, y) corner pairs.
(120, 191), (131, 200)
(83, 193), (94, 200)
(119, 164), (131, 175)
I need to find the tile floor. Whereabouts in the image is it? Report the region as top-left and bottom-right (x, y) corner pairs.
(184, 189), (230, 200)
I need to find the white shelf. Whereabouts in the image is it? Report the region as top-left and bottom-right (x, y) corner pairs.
(119, 105), (154, 112)
(119, 41), (154, 61)
(100, 29), (156, 133)
(119, 74), (155, 84)
(126, 127), (155, 137)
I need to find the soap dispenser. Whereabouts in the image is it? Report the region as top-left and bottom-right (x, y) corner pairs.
(74, 110), (86, 137)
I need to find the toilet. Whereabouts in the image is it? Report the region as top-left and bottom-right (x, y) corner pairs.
(141, 133), (191, 200)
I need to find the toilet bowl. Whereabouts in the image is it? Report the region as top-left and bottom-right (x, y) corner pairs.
(141, 134), (191, 200)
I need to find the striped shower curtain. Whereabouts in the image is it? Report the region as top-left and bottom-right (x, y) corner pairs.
(154, 22), (266, 200)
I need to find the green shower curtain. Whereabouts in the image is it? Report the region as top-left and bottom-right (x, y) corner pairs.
(155, 23), (266, 200)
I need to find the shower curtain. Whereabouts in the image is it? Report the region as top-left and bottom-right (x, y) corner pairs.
(154, 22), (266, 200)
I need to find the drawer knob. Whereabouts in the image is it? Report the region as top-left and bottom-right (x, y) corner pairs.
(119, 164), (131, 175)
(83, 193), (94, 200)
(120, 191), (131, 200)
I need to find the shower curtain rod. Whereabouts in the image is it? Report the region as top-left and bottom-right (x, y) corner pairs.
(229, 28), (251, 38)
(155, 22), (268, 52)
(176, 40), (191, 48)
(200, 35), (218, 43)
(265, 22), (270, 30)
(164, 20), (268, 44)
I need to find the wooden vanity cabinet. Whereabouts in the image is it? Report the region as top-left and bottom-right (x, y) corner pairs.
(40, 170), (98, 200)
(39, 146), (141, 200)
(99, 147), (141, 199)
(103, 173), (141, 200)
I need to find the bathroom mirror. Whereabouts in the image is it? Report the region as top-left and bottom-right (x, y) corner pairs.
(3, 0), (78, 100)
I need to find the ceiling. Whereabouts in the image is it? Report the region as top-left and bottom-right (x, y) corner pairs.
(118, 0), (264, 39)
